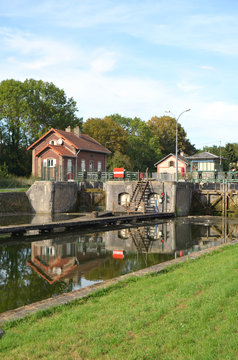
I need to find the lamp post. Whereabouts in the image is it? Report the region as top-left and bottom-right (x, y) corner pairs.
(166, 109), (191, 181)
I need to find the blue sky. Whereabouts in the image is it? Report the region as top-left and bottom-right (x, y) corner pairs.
(1, 0), (238, 149)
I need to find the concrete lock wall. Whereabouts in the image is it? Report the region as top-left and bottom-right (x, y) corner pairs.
(1, 180), (193, 215)
(0, 192), (34, 214)
(105, 180), (193, 216)
(27, 181), (78, 213)
(176, 182), (194, 216)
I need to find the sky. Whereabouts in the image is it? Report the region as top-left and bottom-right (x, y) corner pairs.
(1, 0), (238, 149)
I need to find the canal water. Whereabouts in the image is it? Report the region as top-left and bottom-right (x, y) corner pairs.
(0, 215), (237, 314)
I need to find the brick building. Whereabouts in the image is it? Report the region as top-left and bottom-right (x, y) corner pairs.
(28, 126), (111, 181)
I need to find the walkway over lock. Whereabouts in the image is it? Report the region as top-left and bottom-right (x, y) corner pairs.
(0, 212), (174, 238)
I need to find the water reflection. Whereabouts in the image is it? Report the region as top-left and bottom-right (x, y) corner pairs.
(27, 235), (106, 285)
(0, 217), (237, 313)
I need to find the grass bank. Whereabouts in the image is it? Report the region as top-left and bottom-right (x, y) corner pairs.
(0, 176), (35, 190)
(1, 244), (238, 360)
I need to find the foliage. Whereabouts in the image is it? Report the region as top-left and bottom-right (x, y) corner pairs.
(107, 150), (133, 170)
(83, 116), (128, 154)
(0, 79), (81, 176)
(112, 114), (162, 171)
(83, 116), (130, 170)
(147, 115), (196, 157)
(22, 79), (82, 143)
(83, 114), (163, 171)
(0, 175), (35, 189)
(0, 162), (9, 178)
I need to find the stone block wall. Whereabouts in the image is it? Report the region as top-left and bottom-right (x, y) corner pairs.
(105, 180), (193, 216)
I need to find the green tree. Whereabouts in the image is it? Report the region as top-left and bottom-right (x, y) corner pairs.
(23, 79), (82, 143)
(107, 150), (133, 170)
(202, 145), (220, 156)
(0, 79), (81, 176)
(147, 115), (196, 157)
(112, 114), (161, 171)
(83, 117), (129, 170)
(224, 143), (237, 164)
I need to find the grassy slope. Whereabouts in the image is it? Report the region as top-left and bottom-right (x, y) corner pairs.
(1, 245), (238, 360)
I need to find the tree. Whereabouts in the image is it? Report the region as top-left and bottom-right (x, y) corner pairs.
(112, 114), (161, 171)
(107, 150), (133, 170)
(147, 116), (196, 157)
(23, 79), (82, 143)
(0, 79), (82, 176)
(83, 117), (129, 170)
(224, 143), (237, 164)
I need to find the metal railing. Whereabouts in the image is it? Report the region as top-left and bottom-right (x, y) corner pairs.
(41, 167), (238, 185)
(77, 171), (139, 182)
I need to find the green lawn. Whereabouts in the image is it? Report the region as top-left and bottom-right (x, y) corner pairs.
(1, 245), (238, 360)
(0, 188), (29, 192)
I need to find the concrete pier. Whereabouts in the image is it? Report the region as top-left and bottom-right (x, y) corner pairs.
(105, 180), (193, 216)
(0, 212), (175, 238)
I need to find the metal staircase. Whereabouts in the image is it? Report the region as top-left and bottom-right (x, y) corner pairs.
(127, 180), (157, 213)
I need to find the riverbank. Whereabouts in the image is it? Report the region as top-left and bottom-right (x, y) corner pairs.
(1, 241), (238, 359)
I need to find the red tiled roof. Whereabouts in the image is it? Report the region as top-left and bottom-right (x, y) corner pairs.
(35, 144), (76, 157)
(56, 129), (111, 154)
(28, 127), (111, 155)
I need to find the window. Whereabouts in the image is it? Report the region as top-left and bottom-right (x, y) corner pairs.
(66, 243), (72, 256)
(169, 160), (175, 167)
(97, 161), (102, 171)
(44, 159), (56, 167)
(67, 159), (72, 174)
(67, 159), (73, 180)
(50, 140), (56, 145)
(192, 162), (198, 171)
(81, 160), (85, 171)
(89, 160), (94, 172)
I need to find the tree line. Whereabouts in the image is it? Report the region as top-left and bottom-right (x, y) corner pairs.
(0, 79), (237, 177)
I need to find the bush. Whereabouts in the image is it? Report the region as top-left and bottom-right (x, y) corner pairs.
(0, 162), (9, 178)
(0, 174), (35, 189)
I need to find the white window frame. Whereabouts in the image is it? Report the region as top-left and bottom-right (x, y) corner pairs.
(97, 161), (102, 172)
(81, 159), (86, 171)
(67, 159), (72, 174)
(44, 158), (56, 167)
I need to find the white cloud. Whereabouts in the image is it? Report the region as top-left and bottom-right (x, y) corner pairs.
(200, 65), (216, 71)
(177, 81), (203, 92)
(90, 49), (118, 73)
(1, 29), (79, 70)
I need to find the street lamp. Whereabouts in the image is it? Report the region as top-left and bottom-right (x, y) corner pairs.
(166, 109), (191, 181)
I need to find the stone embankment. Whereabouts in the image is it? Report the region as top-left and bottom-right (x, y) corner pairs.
(0, 192), (33, 214)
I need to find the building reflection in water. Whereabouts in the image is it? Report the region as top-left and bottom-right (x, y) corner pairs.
(27, 234), (106, 285)
(27, 219), (234, 286)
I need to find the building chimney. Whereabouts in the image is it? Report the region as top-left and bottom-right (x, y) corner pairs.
(73, 126), (81, 137)
(65, 126), (71, 132)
